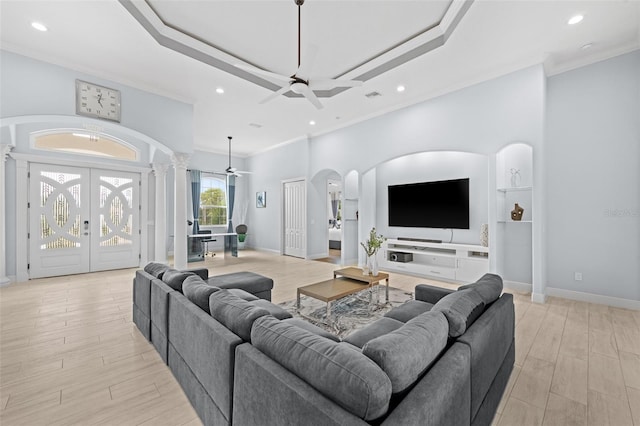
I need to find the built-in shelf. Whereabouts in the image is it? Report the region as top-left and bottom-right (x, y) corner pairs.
(497, 186), (533, 193)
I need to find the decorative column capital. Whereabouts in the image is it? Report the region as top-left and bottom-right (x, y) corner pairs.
(1, 144), (13, 162)
(151, 162), (170, 177)
(170, 153), (190, 170)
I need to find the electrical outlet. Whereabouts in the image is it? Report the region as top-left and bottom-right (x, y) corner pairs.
(574, 272), (583, 281)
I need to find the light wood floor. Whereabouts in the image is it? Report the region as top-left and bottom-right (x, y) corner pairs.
(1, 250), (638, 425)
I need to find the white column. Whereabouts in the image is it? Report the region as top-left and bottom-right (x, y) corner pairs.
(171, 153), (190, 270)
(0, 144), (13, 285)
(152, 163), (169, 263)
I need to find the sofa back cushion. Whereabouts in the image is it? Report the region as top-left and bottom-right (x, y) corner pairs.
(182, 275), (221, 313)
(362, 310), (449, 393)
(209, 290), (270, 341)
(162, 269), (196, 292)
(457, 273), (503, 305)
(144, 262), (170, 279)
(251, 315), (392, 421)
(432, 289), (485, 337)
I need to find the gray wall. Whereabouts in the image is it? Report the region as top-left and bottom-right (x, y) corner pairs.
(546, 50), (640, 301)
(245, 138), (310, 253)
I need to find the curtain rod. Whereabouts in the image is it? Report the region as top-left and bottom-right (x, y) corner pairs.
(186, 168), (227, 177)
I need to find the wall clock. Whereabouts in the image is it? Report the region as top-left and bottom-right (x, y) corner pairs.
(75, 80), (121, 122)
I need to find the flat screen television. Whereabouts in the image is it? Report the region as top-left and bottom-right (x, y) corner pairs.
(388, 178), (469, 229)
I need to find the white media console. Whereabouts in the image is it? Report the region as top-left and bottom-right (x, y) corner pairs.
(381, 239), (489, 283)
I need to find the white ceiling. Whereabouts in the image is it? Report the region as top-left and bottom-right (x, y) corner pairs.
(1, 0), (639, 157)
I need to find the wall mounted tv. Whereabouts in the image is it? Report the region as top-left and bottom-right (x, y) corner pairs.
(388, 178), (470, 229)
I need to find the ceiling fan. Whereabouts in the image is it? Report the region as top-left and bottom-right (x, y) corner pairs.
(222, 136), (251, 177)
(236, 0), (362, 110)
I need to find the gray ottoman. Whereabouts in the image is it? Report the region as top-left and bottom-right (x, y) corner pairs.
(207, 271), (274, 301)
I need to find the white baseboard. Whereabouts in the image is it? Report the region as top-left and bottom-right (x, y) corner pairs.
(250, 246), (281, 255)
(531, 292), (547, 304)
(546, 286), (640, 311)
(0, 275), (13, 287)
(504, 280), (532, 293)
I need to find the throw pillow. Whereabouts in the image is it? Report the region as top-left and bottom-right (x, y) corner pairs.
(432, 289), (485, 337)
(209, 289), (270, 341)
(362, 311), (449, 393)
(251, 315), (392, 421)
(458, 273), (503, 305)
(143, 262), (170, 279)
(182, 275), (221, 313)
(162, 269), (196, 292)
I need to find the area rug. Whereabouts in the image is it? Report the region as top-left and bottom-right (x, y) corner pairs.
(278, 286), (414, 339)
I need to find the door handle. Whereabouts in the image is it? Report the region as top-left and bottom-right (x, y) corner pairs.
(84, 220), (89, 235)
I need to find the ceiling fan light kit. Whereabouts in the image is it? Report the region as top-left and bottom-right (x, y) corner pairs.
(237, 0), (362, 110)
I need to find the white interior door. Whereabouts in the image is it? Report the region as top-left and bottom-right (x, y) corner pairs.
(283, 179), (306, 258)
(90, 170), (140, 271)
(29, 164), (140, 278)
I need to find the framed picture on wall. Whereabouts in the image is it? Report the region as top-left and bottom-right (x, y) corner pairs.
(256, 191), (266, 208)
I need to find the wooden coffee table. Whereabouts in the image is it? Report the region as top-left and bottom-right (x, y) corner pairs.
(333, 267), (390, 302)
(296, 268), (390, 322)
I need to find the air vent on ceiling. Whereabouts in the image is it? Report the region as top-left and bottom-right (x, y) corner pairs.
(365, 91), (382, 98)
(248, 123), (263, 128)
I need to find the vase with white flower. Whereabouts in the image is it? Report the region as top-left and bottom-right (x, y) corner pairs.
(360, 227), (385, 276)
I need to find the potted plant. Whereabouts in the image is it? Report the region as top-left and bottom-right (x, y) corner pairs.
(236, 224), (248, 250)
(360, 227), (385, 276)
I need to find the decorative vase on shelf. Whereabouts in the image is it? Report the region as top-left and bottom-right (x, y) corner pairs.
(510, 168), (521, 188)
(480, 224), (489, 247)
(511, 203), (524, 221)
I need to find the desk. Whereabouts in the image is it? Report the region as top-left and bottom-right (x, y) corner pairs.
(187, 232), (238, 261)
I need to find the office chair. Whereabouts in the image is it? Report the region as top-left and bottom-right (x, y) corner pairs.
(198, 230), (216, 257)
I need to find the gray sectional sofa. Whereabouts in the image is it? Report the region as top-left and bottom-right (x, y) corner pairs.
(133, 266), (514, 426)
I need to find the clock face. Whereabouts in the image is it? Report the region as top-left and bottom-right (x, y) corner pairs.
(76, 80), (121, 122)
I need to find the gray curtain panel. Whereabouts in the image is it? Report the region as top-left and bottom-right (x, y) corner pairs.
(225, 175), (237, 255)
(190, 170), (201, 235)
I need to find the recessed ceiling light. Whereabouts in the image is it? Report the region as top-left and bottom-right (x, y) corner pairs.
(216, 87), (224, 94)
(309, 120), (316, 126)
(581, 43), (594, 50)
(568, 15), (583, 25)
(31, 22), (48, 32)
(396, 85), (406, 93)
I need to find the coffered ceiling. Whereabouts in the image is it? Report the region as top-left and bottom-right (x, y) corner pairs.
(1, 1), (639, 156)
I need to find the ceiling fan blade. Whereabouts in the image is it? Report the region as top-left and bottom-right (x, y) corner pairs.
(235, 63), (292, 85)
(295, 44), (318, 81)
(309, 78), (363, 90)
(300, 85), (324, 110)
(259, 85), (291, 104)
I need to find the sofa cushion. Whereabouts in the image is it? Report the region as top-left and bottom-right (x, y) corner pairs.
(162, 269), (196, 292)
(282, 318), (340, 342)
(208, 271), (274, 294)
(144, 262), (170, 279)
(458, 273), (503, 305)
(384, 299), (434, 323)
(251, 315), (392, 421)
(228, 289), (259, 301)
(343, 317), (404, 349)
(250, 299), (293, 320)
(432, 289), (485, 337)
(209, 289), (270, 341)
(362, 311), (449, 393)
(182, 275), (220, 313)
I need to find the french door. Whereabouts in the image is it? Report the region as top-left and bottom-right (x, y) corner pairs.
(283, 179), (306, 258)
(29, 163), (140, 278)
